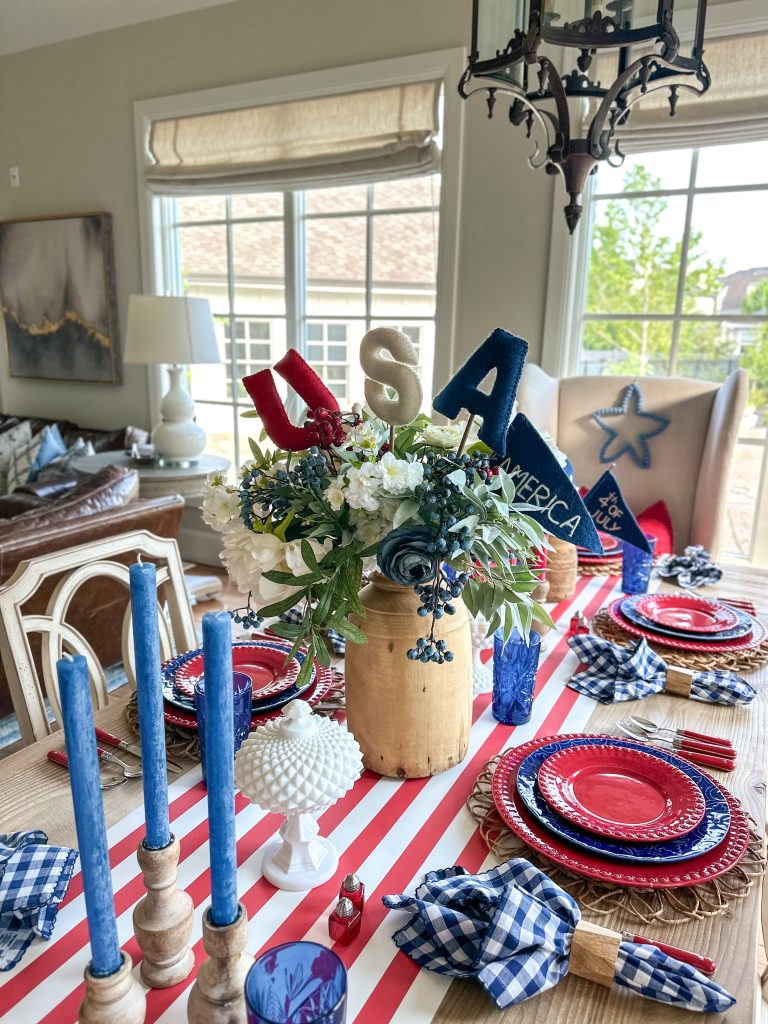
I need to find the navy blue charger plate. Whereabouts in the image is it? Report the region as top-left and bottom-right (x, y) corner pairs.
(620, 595), (753, 642)
(516, 736), (731, 863)
(161, 639), (314, 714)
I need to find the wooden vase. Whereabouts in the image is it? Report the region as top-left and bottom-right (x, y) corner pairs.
(344, 573), (472, 779)
(546, 537), (577, 602)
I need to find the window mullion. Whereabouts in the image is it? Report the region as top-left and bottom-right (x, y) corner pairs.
(365, 184), (374, 335)
(224, 195), (241, 466)
(667, 150), (699, 375)
(284, 191), (307, 424)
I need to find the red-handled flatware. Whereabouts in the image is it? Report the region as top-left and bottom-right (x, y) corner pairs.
(615, 724), (736, 772)
(47, 750), (126, 789)
(670, 737), (736, 758)
(629, 716), (735, 753)
(623, 932), (716, 975)
(676, 750), (736, 772)
(94, 726), (184, 773)
(96, 747), (142, 778)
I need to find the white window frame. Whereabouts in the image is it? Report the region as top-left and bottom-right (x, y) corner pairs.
(133, 49), (466, 436)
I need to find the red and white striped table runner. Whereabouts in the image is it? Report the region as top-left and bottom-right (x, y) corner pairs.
(1, 574), (626, 1023)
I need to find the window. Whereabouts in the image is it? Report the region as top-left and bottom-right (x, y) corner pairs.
(170, 175), (441, 467)
(573, 140), (768, 562)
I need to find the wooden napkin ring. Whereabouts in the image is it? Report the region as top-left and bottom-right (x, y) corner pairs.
(570, 919), (623, 988)
(665, 665), (695, 698)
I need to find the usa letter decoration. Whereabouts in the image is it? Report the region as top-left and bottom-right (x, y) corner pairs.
(432, 328), (527, 454)
(242, 349), (339, 450)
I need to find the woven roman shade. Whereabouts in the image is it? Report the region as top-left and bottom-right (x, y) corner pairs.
(145, 81), (441, 194)
(592, 32), (768, 152)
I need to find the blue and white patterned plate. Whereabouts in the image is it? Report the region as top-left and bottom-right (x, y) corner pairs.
(516, 736), (731, 863)
(161, 639), (315, 714)
(620, 596), (753, 642)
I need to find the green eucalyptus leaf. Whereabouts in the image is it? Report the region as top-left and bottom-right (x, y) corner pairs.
(300, 539), (319, 571)
(257, 592), (306, 619)
(393, 499), (420, 529)
(266, 621), (304, 639)
(262, 570), (319, 586)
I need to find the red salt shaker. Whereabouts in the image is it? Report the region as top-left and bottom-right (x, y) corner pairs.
(329, 897), (362, 944)
(339, 872), (365, 912)
(569, 611), (589, 636)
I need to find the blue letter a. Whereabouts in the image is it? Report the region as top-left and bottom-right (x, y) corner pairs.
(432, 328), (527, 454)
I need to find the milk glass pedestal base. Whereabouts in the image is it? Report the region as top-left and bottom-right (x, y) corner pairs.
(261, 813), (339, 892)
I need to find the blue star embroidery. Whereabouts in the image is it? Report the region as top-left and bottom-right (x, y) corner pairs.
(592, 382), (670, 469)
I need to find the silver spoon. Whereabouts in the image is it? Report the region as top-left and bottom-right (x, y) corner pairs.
(97, 747), (143, 778)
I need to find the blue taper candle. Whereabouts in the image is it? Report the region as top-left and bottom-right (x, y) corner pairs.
(202, 610), (239, 926)
(130, 558), (171, 850)
(58, 654), (123, 977)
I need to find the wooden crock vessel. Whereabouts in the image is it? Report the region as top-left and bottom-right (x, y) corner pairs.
(344, 572), (472, 779)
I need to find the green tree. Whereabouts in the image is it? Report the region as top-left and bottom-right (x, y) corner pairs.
(584, 166), (731, 377)
(740, 279), (768, 421)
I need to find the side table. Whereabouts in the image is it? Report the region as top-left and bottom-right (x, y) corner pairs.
(71, 452), (230, 501)
(71, 451), (231, 574)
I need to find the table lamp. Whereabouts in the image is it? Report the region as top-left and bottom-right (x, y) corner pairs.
(124, 295), (220, 466)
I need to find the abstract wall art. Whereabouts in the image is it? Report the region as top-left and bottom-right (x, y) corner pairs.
(0, 212), (121, 383)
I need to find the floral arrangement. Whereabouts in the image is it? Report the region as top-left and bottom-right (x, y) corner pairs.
(203, 347), (554, 688)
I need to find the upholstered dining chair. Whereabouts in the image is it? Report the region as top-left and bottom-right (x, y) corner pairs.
(0, 528), (198, 745)
(516, 365), (748, 558)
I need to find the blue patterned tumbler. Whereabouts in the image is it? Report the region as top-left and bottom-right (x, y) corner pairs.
(621, 533), (657, 595)
(492, 628), (541, 725)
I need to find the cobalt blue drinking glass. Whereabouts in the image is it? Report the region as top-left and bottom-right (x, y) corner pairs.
(246, 941), (347, 1024)
(492, 628), (541, 725)
(621, 533), (658, 595)
(194, 670), (252, 785)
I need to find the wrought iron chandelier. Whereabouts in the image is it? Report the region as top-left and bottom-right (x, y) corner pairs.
(459, 1), (710, 232)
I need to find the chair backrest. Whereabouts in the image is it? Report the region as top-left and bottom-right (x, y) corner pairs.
(0, 529), (198, 744)
(517, 364), (748, 554)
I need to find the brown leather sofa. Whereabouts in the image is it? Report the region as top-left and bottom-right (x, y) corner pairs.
(0, 464), (184, 719)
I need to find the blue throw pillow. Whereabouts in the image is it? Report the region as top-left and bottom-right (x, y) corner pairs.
(27, 424), (68, 482)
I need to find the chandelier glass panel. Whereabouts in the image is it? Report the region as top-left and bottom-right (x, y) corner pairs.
(460, 0), (710, 232)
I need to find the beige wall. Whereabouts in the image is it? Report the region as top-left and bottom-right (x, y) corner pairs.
(0, 0), (556, 431)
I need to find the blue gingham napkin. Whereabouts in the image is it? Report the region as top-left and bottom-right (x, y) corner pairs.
(0, 830), (78, 970)
(566, 633), (755, 705)
(656, 546), (722, 589)
(278, 607), (346, 655)
(383, 861), (734, 1012)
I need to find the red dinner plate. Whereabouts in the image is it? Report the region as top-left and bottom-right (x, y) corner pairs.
(634, 594), (740, 634)
(578, 532), (620, 555)
(164, 665), (335, 731)
(607, 598), (767, 652)
(492, 734), (750, 889)
(537, 743), (706, 841)
(173, 638), (302, 701)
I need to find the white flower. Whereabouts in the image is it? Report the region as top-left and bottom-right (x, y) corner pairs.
(420, 419), (481, 450)
(379, 451), (424, 495)
(324, 478), (346, 511)
(349, 508), (392, 548)
(219, 527), (299, 607)
(348, 419), (386, 453)
(344, 462), (382, 512)
(284, 537), (333, 576)
(202, 476), (241, 532)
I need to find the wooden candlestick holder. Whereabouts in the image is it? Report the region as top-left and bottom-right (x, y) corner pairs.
(80, 952), (146, 1024)
(133, 834), (195, 988)
(187, 902), (251, 1024)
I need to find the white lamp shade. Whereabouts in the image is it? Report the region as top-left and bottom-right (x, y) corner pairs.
(123, 295), (221, 365)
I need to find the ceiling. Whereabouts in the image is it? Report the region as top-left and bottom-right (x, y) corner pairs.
(0, 0), (239, 56)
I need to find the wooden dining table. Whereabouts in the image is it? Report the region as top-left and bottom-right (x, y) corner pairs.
(1, 565), (766, 1024)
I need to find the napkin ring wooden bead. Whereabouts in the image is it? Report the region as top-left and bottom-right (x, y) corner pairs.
(187, 902), (251, 1024)
(80, 951), (145, 1024)
(133, 834), (194, 988)
(665, 665), (695, 699)
(569, 920), (623, 988)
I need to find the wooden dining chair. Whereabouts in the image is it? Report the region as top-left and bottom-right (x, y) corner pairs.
(0, 528), (198, 745)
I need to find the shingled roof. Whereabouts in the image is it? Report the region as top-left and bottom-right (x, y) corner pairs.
(176, 179), (440, 289)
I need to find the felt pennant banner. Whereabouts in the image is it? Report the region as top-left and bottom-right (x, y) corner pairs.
(582, 469), (652, 553)
(432, 328), (527, 455)
(501, 414), (603, 553)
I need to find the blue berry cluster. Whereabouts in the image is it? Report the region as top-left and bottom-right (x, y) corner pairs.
(415, 451), (493, 559)
(239, 448), (330, 533)
(406, 567), (469, 662)
(230, 593), (263, 631)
